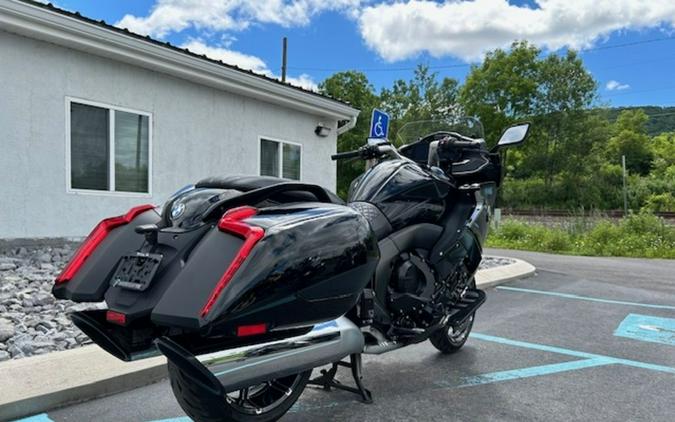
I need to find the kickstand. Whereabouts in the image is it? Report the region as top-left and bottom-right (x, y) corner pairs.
(308, 353), (373, 404)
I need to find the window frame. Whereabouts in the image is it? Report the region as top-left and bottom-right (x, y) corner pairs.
(65, 96), (153, 197)
(257, 136), (303, 180)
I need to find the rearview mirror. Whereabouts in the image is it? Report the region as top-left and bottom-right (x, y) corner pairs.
(497, 123), (530, 147)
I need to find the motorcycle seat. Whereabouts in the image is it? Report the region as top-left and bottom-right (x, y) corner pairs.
(196, 175), (345, 205)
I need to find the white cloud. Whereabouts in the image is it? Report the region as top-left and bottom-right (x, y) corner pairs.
(606, 80), (630, 91)
(116, 0), (362, 38)
(180, 40), (318, 91)
(358, 0), (675, 62)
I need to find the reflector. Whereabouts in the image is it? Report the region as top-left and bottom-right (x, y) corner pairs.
(236, 323), (268, 337)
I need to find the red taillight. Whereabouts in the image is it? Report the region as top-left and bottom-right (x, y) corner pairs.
(106, 310), (127, 326)
(200, 206), (265, 317)
(236, 323), (268, 337)
(55, 204), (155, 284)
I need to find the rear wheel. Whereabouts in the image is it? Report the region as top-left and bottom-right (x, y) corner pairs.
(168, 362), (311, 422)
(429, 278), (476, 354)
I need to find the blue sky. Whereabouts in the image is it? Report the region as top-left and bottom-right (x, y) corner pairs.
(50, 0), (675, 107)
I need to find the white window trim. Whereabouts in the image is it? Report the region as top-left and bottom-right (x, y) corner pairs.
(65, 96), (153, 197)
(257, 136), (303, 180)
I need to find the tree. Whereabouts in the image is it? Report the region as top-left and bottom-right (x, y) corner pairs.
(459, 41), (598, 188)
(459, 41), (540, 143)
(318, 71), (378, 197)
(605, 110), (653, 175)
(380, 65), (459, 141)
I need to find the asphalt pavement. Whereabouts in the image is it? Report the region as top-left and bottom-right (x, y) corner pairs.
(16, 250), (675, 422)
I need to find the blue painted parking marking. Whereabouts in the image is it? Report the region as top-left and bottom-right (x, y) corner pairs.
(437, 358), (614, 389)
(471, 332), (675, 374)
(614, 313), (675, 346)
(496, 286), (675, 310)
(11, 414), (54, 422)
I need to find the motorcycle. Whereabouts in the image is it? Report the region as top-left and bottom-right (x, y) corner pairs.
(52, 117), (529, 421)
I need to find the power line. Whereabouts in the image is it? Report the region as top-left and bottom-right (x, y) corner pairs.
(287, 34), (675, 73)
(287, 62), (469, 73)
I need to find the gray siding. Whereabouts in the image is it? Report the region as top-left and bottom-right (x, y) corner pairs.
(0, 30), (338, 238)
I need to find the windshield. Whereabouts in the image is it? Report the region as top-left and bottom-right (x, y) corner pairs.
(395, 117), (484, 146)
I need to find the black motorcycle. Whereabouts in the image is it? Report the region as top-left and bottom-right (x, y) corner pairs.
(52, 118), (528, 421)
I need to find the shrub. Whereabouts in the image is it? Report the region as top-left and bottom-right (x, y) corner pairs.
(487, 213), (674, 259)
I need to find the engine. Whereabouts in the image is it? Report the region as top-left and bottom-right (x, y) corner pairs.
(387, 250), (472, 332)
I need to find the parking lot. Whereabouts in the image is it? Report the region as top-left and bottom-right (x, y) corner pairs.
(22, 250), (675, 422)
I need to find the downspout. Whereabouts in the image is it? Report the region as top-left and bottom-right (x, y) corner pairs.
(336, 115), (358, 136)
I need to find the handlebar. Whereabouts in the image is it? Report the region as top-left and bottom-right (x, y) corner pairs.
(330, 150), (362, 161)
(331, 143), (407, 163)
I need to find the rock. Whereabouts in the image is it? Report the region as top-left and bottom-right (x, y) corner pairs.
(35, 324), (50, 334)
(37, 320), (54, 330)
(0, 262), (16, 271)
(33, 293), (54, 306)
(8, 344), (23, 358)
(0, 242), (91, 360)
(52, 332), (67, 342)
(0, 318), (15, 341)
(12, 335), (35, 355)
(0, 351), (10, 361)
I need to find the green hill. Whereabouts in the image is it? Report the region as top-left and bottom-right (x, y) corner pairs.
(605, 106), (675, 136)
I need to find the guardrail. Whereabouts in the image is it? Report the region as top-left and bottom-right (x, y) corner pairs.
(501, 209), (675, 219)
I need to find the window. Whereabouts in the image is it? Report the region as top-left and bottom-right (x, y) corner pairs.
(259, 138), (301, 180)
(67, 98), (151, 194)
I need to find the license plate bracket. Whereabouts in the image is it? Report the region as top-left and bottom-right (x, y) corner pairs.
(111, 252), (162, 291)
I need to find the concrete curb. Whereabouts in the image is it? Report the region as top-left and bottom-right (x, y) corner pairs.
(476, 256), (536, 289)
(1, 256), (535, 421)
(0, 346), (167, 421)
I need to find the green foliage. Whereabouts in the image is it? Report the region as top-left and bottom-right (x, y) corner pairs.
(322, 42), (673, 211)
(459, 41), (541, 143)
(602, 110), (653, 175)
(488, 213), (675, 258)
(606, 106), (675, 136)
(642, 193), (675, 213)
(318, 71), (378, 197)
(380, 65), (460, 142)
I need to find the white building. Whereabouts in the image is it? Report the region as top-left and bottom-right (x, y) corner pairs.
(0, 0), (359, 239)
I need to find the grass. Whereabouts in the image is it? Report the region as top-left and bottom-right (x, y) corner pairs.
(487, 212), (675, 259)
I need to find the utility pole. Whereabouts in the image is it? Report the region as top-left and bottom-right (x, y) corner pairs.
(281, 37), (287, 83)
(622, 155), (628, 216)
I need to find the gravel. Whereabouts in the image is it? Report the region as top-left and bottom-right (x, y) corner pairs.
(0, 244), (514, 361)
(479, 256), (515, 270)
(0, 242), (104, 361)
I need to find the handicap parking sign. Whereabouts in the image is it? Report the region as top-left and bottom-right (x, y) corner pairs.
(369, 109), (390, 139)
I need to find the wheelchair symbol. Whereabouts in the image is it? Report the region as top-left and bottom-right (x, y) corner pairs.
(373, 116), (385, 138)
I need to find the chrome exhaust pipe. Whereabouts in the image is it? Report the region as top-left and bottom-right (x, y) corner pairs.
(156, 317), (364, 393)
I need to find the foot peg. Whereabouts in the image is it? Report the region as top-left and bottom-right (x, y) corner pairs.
(308, 353), (373, 404)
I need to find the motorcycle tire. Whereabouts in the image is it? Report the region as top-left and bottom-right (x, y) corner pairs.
(168, 361), (311, 422)
(429, 278), (476, 354)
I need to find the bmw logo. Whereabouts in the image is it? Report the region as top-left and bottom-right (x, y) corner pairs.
(171, 202), (186, 220)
